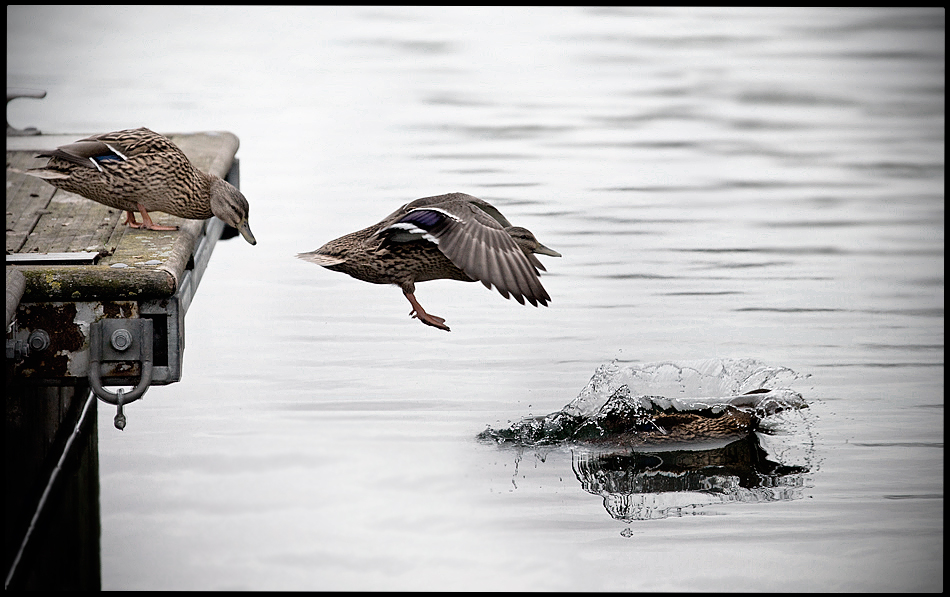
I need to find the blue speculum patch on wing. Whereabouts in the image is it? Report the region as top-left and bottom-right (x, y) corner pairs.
(400, 209), (444, 230)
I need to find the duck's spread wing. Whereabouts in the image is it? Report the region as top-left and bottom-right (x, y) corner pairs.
(381, 206), (551, 306)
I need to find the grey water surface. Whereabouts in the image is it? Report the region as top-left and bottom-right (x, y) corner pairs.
(6, 6), (943, 591)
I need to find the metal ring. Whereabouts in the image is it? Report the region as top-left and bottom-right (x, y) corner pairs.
(88, 320), (154, 406)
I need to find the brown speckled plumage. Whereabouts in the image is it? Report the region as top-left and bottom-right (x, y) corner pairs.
(604, 409), (756, 447)
(25, 127), (256, 244)
(297, 192), (561, 331)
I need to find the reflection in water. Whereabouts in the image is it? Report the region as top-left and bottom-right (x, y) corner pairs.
(572, 435), (809, 522)
(480, 358), (815, 521)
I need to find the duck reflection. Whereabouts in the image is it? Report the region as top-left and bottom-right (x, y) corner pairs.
(571, 434), (809, 521)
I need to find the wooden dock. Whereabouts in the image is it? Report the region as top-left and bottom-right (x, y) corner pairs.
(6, 131), (241, 384)
(5, 128), (244, 590)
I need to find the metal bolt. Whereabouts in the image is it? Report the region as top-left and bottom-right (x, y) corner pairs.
(114, 389), (127, 430)
(28, 330), (50, 352)
(111, 329), (133, 351)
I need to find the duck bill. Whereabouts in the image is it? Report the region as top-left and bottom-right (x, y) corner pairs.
(237, 219), (257, 245)
(534, 243), (561, 258)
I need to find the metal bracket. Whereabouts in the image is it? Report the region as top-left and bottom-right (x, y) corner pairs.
(88, 318), (154, 430)
(5, 329), (50, 360)
(6, 88), (47, 136)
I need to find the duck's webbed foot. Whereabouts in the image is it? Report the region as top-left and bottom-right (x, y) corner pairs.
(404, 292), (451, 332)
(126, 204), (178, 231)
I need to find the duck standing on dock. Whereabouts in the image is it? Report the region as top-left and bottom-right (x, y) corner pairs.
(297, 192), (560, 331)
(23, 127), (256, 245)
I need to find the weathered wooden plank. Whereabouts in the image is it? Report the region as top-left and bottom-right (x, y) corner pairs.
(5, 151), (57, 253)
(16, 265), (176, 301)
(19, 192), (122, 254)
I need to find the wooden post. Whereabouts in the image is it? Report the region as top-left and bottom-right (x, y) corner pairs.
(3, 382), (100, 590)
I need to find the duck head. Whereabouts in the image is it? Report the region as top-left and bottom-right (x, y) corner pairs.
(210, 176), (256, 245)
(506, 226), (561, 271)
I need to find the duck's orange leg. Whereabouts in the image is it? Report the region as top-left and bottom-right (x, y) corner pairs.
(404, 292), (451, 332)
(123, 210), (141, 227)
(124, 203), (178, 231)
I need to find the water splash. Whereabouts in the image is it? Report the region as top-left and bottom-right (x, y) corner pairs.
(479, 358), (815, 522)
(478, 358), (809, 447)
(565, 358), (806, 418)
